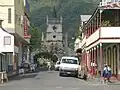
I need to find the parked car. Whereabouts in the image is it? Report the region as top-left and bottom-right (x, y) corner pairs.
(54, 61), (60, 71)
(59, 56), (79, 77)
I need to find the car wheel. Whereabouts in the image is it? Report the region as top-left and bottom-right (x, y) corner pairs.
(75, 72), (78, 78)
(83, 74), (87, 80)
(54, 68), (57, 71)
(77, 73), (80, 78)
(59, 72), (62, 76)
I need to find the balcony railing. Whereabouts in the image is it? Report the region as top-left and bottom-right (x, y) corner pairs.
(99, 0), (120, 6)
(101, 21), (120, 27)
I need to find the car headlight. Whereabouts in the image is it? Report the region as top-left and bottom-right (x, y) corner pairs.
(75, 68), (78, 71)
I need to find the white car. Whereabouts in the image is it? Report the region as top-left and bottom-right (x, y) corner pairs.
(59, 56), (79, 77)
(54, 61), (60, 71)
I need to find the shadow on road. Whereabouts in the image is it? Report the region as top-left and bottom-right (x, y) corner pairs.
(8, 73), (38, 82)
(7, 67), (49, 82)
(59, 74), (76, 78)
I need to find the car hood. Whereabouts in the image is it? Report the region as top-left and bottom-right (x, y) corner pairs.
(60, 63), (79, 70)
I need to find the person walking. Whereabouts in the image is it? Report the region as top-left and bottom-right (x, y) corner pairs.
(47, 61), (51, 71)
(102, 64), (112, 83)
(107, 65), (112, 82)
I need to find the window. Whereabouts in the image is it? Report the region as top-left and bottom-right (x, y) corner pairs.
(8, 8), (11, 23)
(62, 59), (78, 64)
(4, 36), (11, 45)
(53, 35), (56, 38)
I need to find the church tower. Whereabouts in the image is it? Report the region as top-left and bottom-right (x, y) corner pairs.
(46, 16), (63, 54)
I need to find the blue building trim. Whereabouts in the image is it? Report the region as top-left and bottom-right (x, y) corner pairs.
(25, 0), (30, 15)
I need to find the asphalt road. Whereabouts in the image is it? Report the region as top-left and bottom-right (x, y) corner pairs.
(0, 71), (120, 90)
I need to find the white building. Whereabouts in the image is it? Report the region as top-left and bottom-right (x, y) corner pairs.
(0, 20), (16, 72)
(74, 38), (81, 52)
(0, 0), (30, 75)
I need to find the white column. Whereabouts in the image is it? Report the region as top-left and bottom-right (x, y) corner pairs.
(86, 51), (89, 67)
(27, 46), (30, 63)
(117, 44), (120, 75)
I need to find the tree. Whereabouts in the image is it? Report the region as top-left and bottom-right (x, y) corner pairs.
(75, 27), (82, 40)
(102, 20), (111, 27)
(29, 26), (41, 51)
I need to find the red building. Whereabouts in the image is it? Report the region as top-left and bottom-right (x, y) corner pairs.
(80, 0), (120, 80)
(24, 0), (31, 39)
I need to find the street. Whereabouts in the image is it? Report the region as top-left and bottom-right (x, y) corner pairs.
(0, 71), (120, 90)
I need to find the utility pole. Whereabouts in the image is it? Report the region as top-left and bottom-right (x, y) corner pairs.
(64, 32), (68, 55)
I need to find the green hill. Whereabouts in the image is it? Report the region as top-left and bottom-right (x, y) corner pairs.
(28, 0), (99, 42)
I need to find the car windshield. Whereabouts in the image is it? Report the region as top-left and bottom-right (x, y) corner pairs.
(62, 59), (78, 64)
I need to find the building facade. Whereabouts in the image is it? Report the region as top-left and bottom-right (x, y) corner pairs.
(0, 20), (15, 72)
(0, 0), (30, 75)
(81, 0), (120, 80)
(74, 38), (81, 52)
(45, 16), (64, 57)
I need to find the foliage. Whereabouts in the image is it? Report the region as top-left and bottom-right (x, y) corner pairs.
(34, 52), (58, 62)
(102, 20), (111, 27)
(29, 26), (41, 51)
(75, 27), (82, 40)
(28, 0), (99, 43)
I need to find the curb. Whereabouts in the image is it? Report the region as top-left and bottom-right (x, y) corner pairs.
(87, 77), (120, 85)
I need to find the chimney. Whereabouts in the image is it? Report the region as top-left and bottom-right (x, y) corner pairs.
(0, 20), (3, 28)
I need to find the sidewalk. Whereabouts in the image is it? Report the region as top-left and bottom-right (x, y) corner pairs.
(87, 77), (120, 85)
(7, 67), (46, 80)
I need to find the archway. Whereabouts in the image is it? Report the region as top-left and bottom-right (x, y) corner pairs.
(51, 54), (59, 63)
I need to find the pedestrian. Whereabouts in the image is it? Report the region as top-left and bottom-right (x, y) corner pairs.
(47, 61), (51, 71)
(102, 64), (112, 83)
(107, 65), (112, 82)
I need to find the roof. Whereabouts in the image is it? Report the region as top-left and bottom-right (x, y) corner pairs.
(61, 56), (78, 60)
(0, 28), (13, 36)
(82, 7), (99, 31)
(80, 15), (92, 22)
